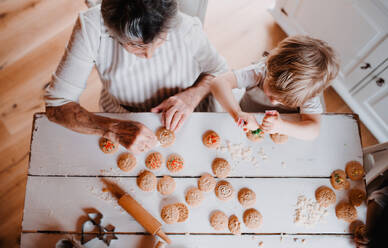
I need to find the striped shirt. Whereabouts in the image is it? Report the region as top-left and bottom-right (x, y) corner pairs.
(45, 5), (228, 112)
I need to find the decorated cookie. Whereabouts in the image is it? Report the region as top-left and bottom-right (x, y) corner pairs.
(348, 188), (366, 207)
(202, 130), (221, 149)
(157, 176), (176, 195)
(212, 158), (231, 178)
(243, 208), (263, 229)
(145, 152), (163, 170)
(335, 202), (357, 223)
(137, 170), (157, 192)
(345, 161), (364, 181)
(174, 203), (189, 223)
(117, 152), (136, 172)
(185, 187), (204, 207)
(166, 154), (184, 173)
(99, 137), (119, 154)
(156, 127), (175, 147)
(315, 186), (336, 208)
(330, 169), (350, 190)
(238, 188), (256, 208)
(215, 180), (234, 201)
(228, 215), (241, 235)
(270, 133), (288, 144)
(246, 130), (265, 142)
(198, 173), (216, 192)
(210, 210), (228, 231)
(161, 204), (179, 224)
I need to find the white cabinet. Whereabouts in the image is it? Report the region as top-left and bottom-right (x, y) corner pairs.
(269, 0), (388, 142)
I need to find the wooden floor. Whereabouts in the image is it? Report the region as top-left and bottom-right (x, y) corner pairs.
(0, 0), (378, 247)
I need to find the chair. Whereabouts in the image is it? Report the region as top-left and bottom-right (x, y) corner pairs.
(363, 142), (388, 193)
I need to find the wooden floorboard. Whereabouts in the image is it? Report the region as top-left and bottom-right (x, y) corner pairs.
(0, 0), (378, 247)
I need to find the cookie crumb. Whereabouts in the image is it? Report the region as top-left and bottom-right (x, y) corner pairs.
(258, 241), (264, 247)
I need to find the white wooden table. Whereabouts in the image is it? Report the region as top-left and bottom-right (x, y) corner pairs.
(21, 113), (366, 247)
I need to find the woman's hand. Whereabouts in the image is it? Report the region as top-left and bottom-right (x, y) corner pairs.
(151, 91), (196, 132)
(261, 110), (284, 134)
(106, 120), (158, 154)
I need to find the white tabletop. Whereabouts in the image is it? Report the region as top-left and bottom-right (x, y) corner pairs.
(22, 113), (366, 248)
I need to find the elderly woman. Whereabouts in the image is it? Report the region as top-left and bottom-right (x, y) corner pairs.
(45, 0), (227, 154)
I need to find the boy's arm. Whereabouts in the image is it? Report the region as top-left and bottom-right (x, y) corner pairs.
(210, 72), (261, 130)
(262, 113), (321, 140)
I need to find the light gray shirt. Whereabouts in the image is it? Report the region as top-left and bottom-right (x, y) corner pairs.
(45, 5), (228, 112)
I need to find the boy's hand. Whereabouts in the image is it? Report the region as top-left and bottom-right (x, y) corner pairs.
(261, 110), (284, 134)
(236, 112), (260, 132)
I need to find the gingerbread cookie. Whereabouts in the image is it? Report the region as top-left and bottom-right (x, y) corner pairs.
(335, 202), (357, 223)
(238, 188), (256, 208)
(117, 153), (136, 172)
(166, 154), (184, 173)
(157, 176), (176, 195)
(198, 173), (216, 192)
(156, 127), (175, 147)
(185, 187), (204, 207)
(210, 210), (228, 231)
(228, 215), (241, 235)
(99, 137), (119, 154)
(270, 133), (288, 144)
(345, 161), (364, 181)
(330, 169), (350, 190)
(315, 186), (336, 208)
(215, 180), (234, 201)
(246, 130), (264, 142)
(212, 158), (231, 178)
(243, 208), (263, 229)
(202, 130), (221, 149)
(174, 203), (189, 223)
(161, 204), (179, 224)
(137, 170), (157, 192)
(145, 152), (163, 170)
(348, 188), (366, 207)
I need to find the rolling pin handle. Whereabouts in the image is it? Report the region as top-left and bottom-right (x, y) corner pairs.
(156, 229), (171, 244)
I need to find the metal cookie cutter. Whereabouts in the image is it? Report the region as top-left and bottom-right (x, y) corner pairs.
(81, 211), (118, 246)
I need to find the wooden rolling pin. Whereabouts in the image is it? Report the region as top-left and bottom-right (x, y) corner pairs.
(118, 194), (171, 244)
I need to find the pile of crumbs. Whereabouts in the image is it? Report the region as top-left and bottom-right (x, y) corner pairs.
(293, 195), (328, 227)
(217, 140), (259, 167)
(99, 167), (122, 176)
(89, 183), (125, 213)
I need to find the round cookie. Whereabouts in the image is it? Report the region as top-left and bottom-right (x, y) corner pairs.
(212, 158), (231, 178)
(243, 208), (263, 229)
(238, 188), (256, 208)
(157, 176), (176, 195)
(117, 153), (137, 172)
(137, 170), (157, 192)
(156, 127), (175, 147)
(185, 187), (204, 207)
(330, 169), (350, 190)
(349, 220), (364, 234)
(215, 180), (234, 201)
(99, 137), (119, 154)
(209, 210), (228, 231)
(246, 130), (264, 142)
(198, 173), (216, 192)
(315, 186), (336, 208)
(160, 204), (179, 224)
(335, 202), (357, 223)
(166, 154), (184, 173)
(202, 130), (221, 149)
(174, 203), (189, 223)
(345, 161), (364, 181)
(228, 215), (241, 235)
(270, 133), (288, 144)
(348, 188), (366, 207)
(145, 152), (163, 170)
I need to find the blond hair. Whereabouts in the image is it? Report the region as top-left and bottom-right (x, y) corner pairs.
(265, 35), (339, 108)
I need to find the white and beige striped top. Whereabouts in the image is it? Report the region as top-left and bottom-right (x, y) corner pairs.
(45, 5), (228, 112)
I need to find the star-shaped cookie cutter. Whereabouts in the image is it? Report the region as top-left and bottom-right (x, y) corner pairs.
(81, 211), (118, 246)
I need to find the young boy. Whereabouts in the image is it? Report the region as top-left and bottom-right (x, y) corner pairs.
(210, 35), (339, 140)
